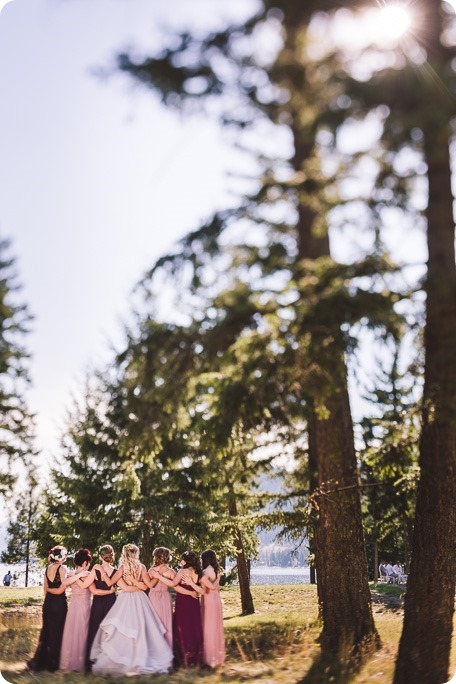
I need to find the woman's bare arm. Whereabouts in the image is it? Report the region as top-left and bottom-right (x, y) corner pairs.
(180, 573), (205, 595)
(200, 571), (218, 591)
(88, 582), (116, 596)
(175, 584), (199, 599)
(149, 567), (184, 587)
(117, 577), (144, 592)
(62, 568), (90, 587)
(95, 565), (123, 587)
(75, 568), (98, 589)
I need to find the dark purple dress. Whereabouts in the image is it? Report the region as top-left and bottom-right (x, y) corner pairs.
(173, 583), (203, 667)
(85, 567), (117, 671)
(28, 566), (67, 671)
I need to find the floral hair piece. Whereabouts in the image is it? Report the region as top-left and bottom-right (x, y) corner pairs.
(49, 546), (67, 561)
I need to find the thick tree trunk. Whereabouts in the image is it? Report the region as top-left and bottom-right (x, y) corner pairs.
(228, 493), (255, 615)
(393, 123), (456, 684)
(309, 384), (380, 663)
(292, 121), (379, 665)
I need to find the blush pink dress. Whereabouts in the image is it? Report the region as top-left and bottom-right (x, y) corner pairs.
(148, 575), (173, 648)
(201, 572), (225, 668)
(59, 581), (91, 671)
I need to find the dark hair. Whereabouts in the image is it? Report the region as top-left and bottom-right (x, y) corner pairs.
(48, 546), (67, 562)
(74, 548), (92, 567)
(153, 547), (171, 566)
(181, 550), (202, 579)
(201, 549), (220, 577)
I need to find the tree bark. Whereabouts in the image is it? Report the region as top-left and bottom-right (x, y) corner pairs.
(393, 102), (456, 684)
(228, 492), (255, 615)
(140, 511), (153, 568)
(373, 540), (379, 584)
(25, 492), (32, 588)
(289, 71), (380, 665)
(308, 386), (380, 663)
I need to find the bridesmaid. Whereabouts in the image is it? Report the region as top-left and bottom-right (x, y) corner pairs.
(145, 547), (174, 649)
(27, 546), (86, 672)
(59, 548), (99, 672)
(150, 550), (204, 668)
(140, 547), (198, 650)
(85, 544), (117, 672)
(200, 550), (225, 668)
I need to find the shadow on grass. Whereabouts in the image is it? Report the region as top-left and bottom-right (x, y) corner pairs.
(296, 653), (364, 684)
(370, 589), (404, 613)
(226, 619), (308, 661)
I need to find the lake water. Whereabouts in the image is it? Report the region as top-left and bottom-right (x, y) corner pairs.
(0, 562), (42, 587)
(238, 566), (310, 585)
(0, 562), (311, 587)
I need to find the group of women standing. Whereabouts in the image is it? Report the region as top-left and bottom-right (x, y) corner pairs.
(27, 543), (225, 676)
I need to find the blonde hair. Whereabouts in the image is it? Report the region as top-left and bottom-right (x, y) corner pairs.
(99, 544), (115, 564)
(120, 544), (141, 580)
(153, 547), (171, 566)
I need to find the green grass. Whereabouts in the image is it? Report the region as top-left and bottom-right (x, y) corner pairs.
(1, 584), (455, 684)
(370, 583), (406, 598)
(0, 587), (43, 607)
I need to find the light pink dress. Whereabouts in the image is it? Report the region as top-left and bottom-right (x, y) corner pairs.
(201, 572), (225, 668)
(148, 574), (173, 648)
(59, 581), (91, 671)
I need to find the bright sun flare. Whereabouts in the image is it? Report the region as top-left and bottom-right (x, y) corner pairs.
(330, 3), (413, 53)
(376, 4), (412, 41)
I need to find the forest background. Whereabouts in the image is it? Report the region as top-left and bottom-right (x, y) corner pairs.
(1, 1), (455, 683)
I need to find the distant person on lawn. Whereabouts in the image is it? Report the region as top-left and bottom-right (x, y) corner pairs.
(3, 570), (12, 586)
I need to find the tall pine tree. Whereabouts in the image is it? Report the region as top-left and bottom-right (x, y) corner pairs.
(0, 238), (35, 497)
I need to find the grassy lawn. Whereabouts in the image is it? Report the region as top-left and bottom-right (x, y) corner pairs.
(1, 583), (454, 684)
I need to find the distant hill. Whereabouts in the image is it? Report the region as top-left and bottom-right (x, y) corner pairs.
(256, 471), (308, 565)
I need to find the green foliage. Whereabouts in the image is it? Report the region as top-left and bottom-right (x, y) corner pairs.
(359, 341), (420, 571)
(1, 483), (38, 565)
(0, 238), (36, 496)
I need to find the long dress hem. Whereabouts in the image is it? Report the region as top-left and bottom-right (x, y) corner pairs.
(90, 589), (173, 676)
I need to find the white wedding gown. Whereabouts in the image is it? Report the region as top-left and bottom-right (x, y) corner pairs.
(90, 589), (173, 675)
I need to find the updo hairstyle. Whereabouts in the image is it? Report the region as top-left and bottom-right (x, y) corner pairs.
(74, 548), (92, 567)
(48, 546), (67, 562)
(99, 544), (115, 564)
(152, 547), (171, 566)
(181, 550), (203, 579)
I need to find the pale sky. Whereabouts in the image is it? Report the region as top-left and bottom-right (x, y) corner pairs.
(0, 0), (257, 463)
(0, 0), (431, 478)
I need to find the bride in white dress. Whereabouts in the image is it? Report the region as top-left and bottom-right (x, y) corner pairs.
(90, 543), (173, 676)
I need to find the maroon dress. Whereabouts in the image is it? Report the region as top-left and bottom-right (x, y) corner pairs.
(172, 583), (203, 667)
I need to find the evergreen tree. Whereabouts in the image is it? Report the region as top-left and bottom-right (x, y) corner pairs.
(359, 342), (420, 580)
(113, 1), (422, 665)
(1, 476), (38, 586)
(0, 238), (35, 496)
(299, 3), (456, 680)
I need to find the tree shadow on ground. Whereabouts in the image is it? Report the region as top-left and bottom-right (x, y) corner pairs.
(371, 590), (404, 613)
(296, 653), (364, 684)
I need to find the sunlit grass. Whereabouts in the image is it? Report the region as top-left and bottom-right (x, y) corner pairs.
(0, 587), (43, 607)
(1, 583), (455, 684)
